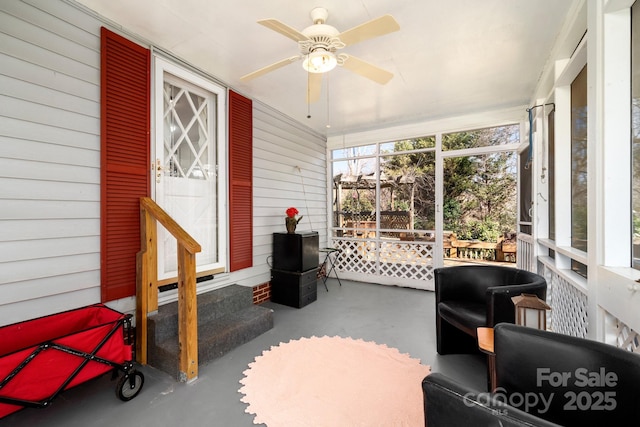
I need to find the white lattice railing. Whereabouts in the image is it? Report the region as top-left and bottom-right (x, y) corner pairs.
(333, 237), (436, 286)
(379, 240), (435, 281)
(538, 259), (589, 338)
(606, 312), (640, 353)
(537, 256), (640, 355)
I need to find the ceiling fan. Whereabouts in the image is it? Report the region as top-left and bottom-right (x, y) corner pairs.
(240, 7), (400, 103)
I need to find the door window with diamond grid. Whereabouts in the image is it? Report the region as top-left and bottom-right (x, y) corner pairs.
(164, 81), (211, 180)
(154, 58), (226, 278)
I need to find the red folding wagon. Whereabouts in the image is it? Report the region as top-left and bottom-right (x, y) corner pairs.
(0, 304), (144, 419)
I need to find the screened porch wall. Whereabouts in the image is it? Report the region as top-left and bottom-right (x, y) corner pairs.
(328, 115), (525, 291)
(325, 0), (640, 348)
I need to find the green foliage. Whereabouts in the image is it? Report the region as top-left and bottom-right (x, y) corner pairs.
(455, 219), (502, 242)
(414, 216), (435, 230)
(443, 125), (519, 150)
(634, 212), (640, 239)
(394, 200), (410, 211)
(442, 151), (516, 240)
(383, 140), (435, 178)
(380, 140), (436, 229)
(341, 190), (374, 213)
(443, 198), (462, 231)
(442, 132), (476, 150)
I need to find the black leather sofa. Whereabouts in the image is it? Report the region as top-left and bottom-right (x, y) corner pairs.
(423, 323), (640, 426)
(435, 265), (546, 355)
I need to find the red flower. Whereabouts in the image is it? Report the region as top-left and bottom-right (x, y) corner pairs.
(286, 207), (299, 218)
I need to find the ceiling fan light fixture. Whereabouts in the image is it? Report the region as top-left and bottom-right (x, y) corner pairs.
(302, 49), (337, 73)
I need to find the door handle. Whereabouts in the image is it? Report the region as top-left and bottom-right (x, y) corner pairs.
(156, 159), (163, 183)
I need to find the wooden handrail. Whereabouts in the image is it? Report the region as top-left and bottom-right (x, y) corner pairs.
(139, 197), (201, 253)
(136, 197), (201, 382)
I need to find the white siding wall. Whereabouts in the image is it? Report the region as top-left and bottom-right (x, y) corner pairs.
(0, 0), (326, 325)
(0, 0), (103, 325)
(220, 101), (327, 291)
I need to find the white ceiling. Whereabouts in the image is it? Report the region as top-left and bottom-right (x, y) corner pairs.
(75, 0), (575, 137)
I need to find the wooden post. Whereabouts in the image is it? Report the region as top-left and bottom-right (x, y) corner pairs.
(410, 181), (415, 231)
(136, 197), (200, 380)
(135, 255), (147, 364)
(496, 236), (505, 262)
(147, 218), (158, 313)
(178, 243), (198, 382)
(449, 234), (458, 258)
(136, 206), (153, 365)
(337, 181), (342, 228)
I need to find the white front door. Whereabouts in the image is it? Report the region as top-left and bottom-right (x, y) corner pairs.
(154, 58), (226, 279)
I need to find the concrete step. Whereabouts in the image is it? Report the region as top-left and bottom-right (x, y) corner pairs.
(147, 285), (273, 380)
(149, 284), (255, 342)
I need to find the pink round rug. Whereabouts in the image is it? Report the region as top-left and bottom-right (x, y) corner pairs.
(238, 335), (431, 426)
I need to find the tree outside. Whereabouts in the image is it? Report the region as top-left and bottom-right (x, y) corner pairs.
(381, 138), (435, 231)
(443, 152), (517, 242)
(442, 126), (518, 243)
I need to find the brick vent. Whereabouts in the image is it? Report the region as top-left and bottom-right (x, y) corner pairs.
(253, 282), (271, 304)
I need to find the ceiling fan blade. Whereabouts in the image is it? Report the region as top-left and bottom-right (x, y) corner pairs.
(240, 55), (301, 82)
(258, 19), (309, 42)
(338, 15), (400, 47)
(340, 55), (393, 85)
(306, 72), (323, 104)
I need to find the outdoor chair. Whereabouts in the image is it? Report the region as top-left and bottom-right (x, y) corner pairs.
(435, 265), (546, 355)
(424, 323), (640, 426)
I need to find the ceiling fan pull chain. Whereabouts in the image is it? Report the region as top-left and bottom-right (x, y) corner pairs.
(307, 54), (311, 119)
(326, 74), (330, 128)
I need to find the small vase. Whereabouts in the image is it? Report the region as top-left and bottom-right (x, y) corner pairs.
(285, 217), (297, 234)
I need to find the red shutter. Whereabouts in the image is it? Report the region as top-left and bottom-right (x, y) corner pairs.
(100, 27), (150, 302)
(228, 90), (253, 271)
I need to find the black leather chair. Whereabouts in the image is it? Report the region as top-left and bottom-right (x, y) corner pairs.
(435, 265), (546, 355)
(423, 323), (640, 426)
(423, 373), (561, 427)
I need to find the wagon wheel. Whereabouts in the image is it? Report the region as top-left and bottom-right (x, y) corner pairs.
(115, 370), (144, 401)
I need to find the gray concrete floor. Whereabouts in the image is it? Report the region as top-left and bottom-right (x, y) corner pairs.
(1, 279), (486, 427)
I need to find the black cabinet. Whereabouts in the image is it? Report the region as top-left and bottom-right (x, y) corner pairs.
(271, 232), (319, 308)
(272, 232), (319, 272)
(270, 268), (318, 308)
